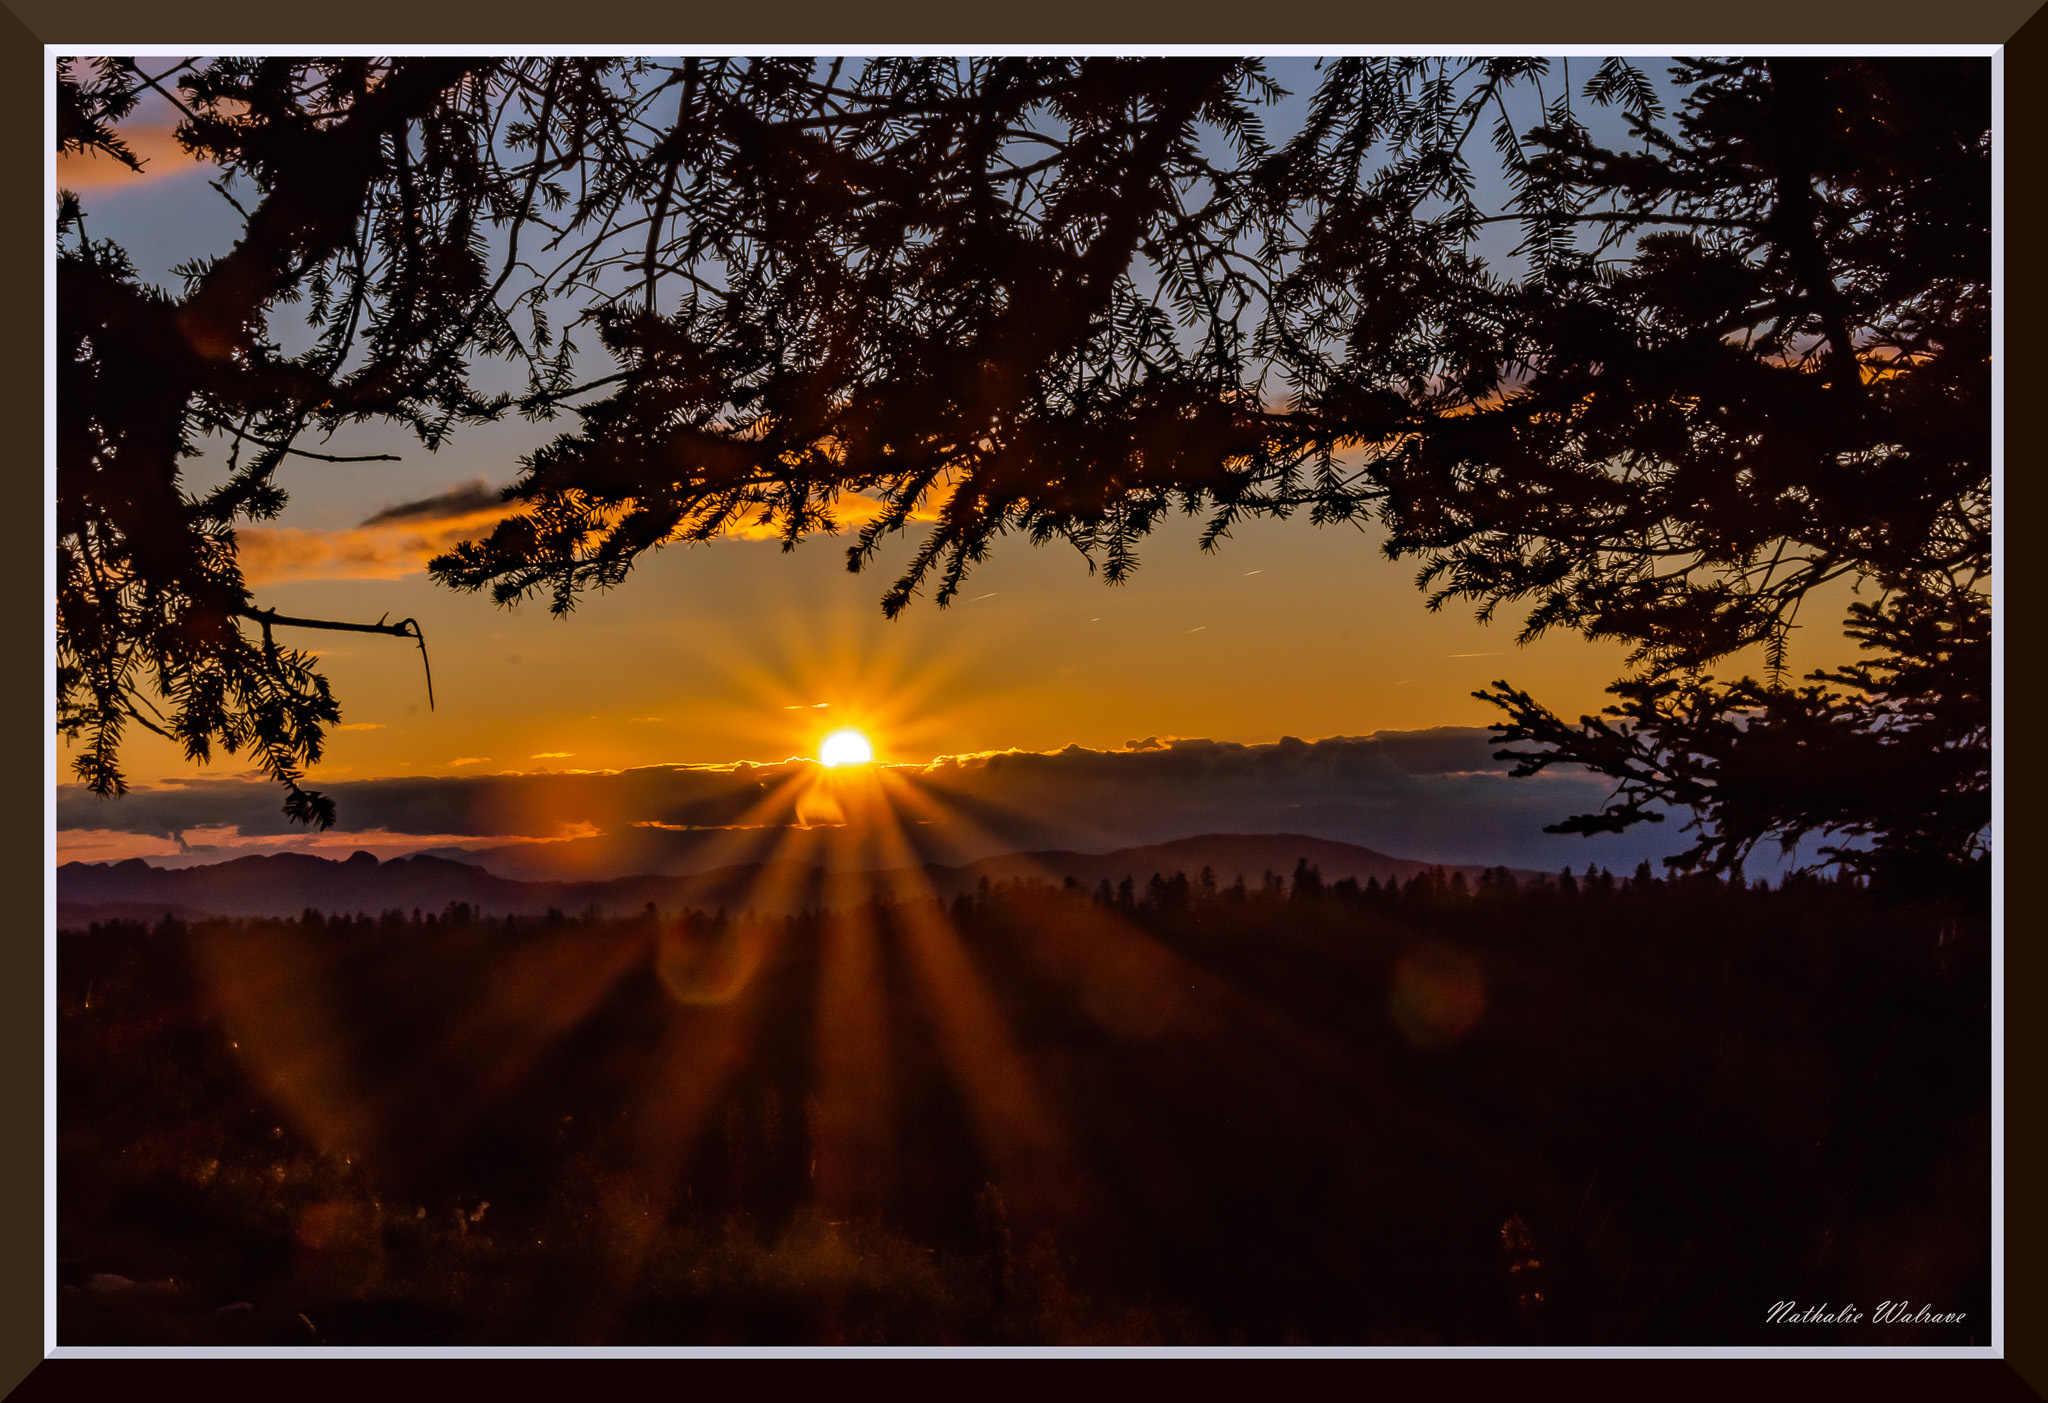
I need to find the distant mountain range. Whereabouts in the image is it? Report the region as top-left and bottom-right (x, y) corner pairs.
(57, 833), (1539, 929)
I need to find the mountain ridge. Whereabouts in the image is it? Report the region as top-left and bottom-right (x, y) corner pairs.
(58, 833), (1554, 928)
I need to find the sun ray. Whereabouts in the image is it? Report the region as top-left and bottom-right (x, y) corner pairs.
(569, 917), (782, 1342)
(809, 895), (897, 1224)
(647, 764), (833, 920)
(869, 767), (1081, 890)
(192, 911), (649, 1177)
(845, 790), (1108, 1244)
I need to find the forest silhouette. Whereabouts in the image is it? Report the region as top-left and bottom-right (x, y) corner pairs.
(59, 864), (1986, 1345)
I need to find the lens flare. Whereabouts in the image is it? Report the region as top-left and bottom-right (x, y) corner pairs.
(1387, 943), (1486, 1049)
(820, 729), (874, 767)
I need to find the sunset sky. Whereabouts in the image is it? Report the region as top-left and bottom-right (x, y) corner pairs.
(53, 59), (1869, 875)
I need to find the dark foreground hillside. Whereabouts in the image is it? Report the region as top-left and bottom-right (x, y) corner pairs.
(57, 864), (1990, 1346)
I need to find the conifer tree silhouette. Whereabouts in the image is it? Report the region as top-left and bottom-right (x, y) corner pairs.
(57, 57), (1987, 893)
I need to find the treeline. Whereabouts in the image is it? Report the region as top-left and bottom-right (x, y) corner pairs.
(1081, 858), (1699, 913)
(66, 856), (1879, 939)
(58, 868), (1987, 1346)
(1009, 856), (1876, 915)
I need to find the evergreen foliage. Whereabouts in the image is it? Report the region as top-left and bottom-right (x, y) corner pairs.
(57, 58), (1990, 890)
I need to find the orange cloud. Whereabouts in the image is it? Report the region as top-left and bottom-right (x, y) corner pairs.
(56, 823), (602, 867)
(57, 123), (210, 190)
(237, 508), (514, 586)
(237, 493), (942, 586)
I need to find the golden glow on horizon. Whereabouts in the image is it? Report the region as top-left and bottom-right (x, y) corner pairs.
(820, 729), (875, 767)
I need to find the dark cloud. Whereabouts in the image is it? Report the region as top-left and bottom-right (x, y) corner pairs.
(357, 478), (504, 527)
(58, 729), (1688, 874)
(57, 763), (804, 842)
(912, 731), (1665, 870)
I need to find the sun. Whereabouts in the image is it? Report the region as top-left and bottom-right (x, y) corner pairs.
(819, 729), (874, 767)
